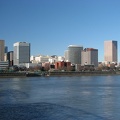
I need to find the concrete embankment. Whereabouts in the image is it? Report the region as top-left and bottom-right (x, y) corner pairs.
(49, 71), (116, 76)
(0, 71), (118, 77)
(0, 72), (26, 77)
(0, 72), (42, 78)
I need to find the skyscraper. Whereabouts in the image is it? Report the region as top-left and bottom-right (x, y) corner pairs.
(0, 40), (5, 61)
(7, 51), (13, 67)
(104, 40), (117, 63)
(64, 50), (69, 62)
(81, 48), (98, 67)
(5, 46), (8, 53)
(13, 42), (30, 65)
(67, 45), (83, 64)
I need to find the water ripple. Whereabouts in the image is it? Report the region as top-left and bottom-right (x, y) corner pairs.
(0, 102), (109, 120)
(0, 89), (29, 102)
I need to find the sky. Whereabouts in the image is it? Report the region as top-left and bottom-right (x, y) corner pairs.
(0, 0), (120, 62)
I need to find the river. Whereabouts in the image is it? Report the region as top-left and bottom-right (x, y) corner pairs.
(0, 75), (120, 120)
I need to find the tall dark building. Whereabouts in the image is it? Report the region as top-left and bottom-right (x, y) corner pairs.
(7, 51), (13, 67)
(5, 46), (8, 53)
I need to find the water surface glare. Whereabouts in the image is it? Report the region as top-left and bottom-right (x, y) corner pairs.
(0, 76), (120, 120)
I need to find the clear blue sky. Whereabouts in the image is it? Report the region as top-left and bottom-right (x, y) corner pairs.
(0, 0), (120, 62)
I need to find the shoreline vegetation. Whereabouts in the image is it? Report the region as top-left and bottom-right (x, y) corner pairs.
(0, 71), (120, 78)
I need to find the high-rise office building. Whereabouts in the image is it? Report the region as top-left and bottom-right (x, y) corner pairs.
(104, 40), (117, 63)
(5, 46), (8, 53)
(67, 45), (83, 64)
(0, 40), (5, 61)
(7, 51), (13, 67)
(13, 42), (30, 65)
(64, 50), (69, 62)
(4, 51), (13, 66)
(81, 48), (98, 67)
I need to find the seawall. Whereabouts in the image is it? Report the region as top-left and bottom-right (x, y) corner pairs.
(49, 71), (116, 76)
(0, 72), (26, 78)
(0, 72), (42, 78)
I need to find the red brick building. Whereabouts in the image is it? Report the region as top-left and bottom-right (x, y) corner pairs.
(55, 61), (71, 71)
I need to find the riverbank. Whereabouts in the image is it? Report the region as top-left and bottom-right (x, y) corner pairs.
(0, 72), (41, 78)
(0, 71), (119, 77)
(49, 71), (117, 76)
(0, 72), (26, 78)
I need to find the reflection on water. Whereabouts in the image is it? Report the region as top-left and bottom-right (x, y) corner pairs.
(0, 76), (120, 119)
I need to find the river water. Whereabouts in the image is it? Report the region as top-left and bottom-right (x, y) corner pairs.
(0, 75), (120, 120)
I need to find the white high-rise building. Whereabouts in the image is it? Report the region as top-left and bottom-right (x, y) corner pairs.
(81, 48), (98, 67)
(104, 40), (117, 63)
(64, 50), (69, 62)
(13, 42), (30, 65)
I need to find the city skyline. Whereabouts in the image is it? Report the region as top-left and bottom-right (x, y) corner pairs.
(1, 0), (120, 61)
(0, 39), (119, 63)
